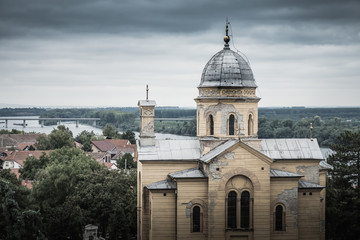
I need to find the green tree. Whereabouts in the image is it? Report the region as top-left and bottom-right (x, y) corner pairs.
(116, 153), (136, 169)
(69, 170), (137, 239)
(326, 130), (360, 239)
(121, 130), (136, 144)
(0, 170), (40, 239)
(75, 130), (102, 152)
(20, 153), (49, 180)
(32, 148), (103, 239)
(29, 148), (137, 239)
(103, 124), (121, 139)
(35, 125), (74, 150)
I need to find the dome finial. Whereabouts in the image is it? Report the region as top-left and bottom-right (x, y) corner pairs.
(224, 19), (230, 49)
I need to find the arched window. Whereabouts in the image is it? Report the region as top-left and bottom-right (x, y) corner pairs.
(275, 205), (285, 231)
(192, 206), (201, 232)
(248, 114), (253, 136)
(240, 191), (250, 228)
(208, 115), (214, 135)
(227, 191), (237, 228)
(229, 114), (235, 135)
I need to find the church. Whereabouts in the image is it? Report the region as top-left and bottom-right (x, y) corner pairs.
(136, 24), (331, 240)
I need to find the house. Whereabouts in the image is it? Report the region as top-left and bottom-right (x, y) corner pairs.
(136, 24), (331, 240)
(2, 150), (51, 170)
(0, 133), (43, 150)
(91, 139), (135, 163)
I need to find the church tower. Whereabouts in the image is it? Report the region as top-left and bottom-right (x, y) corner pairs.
(195, 22), (260, 139)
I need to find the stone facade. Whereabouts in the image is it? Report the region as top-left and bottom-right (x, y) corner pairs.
(136, 29), (329, 240)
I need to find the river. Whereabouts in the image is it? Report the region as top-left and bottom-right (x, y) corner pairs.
(0, 116), (195, 140)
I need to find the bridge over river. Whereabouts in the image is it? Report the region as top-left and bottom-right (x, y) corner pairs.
(0, 117), (101, 128)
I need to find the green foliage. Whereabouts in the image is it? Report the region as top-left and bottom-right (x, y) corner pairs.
(326, 130), (360, 239)
(154, 119), (196, 136)
(39, 108), (137, 130)
(24, 148), (137, 239)
(35, 125), (74, 150)
(75, 130), (103, 152)
(0, 129), (24, 134)
(69, 170), (137, 239)
(121, 130), (136, 144)
(0, 170), (40, 239)
(258, 116), (359, 147)
(102, 124), (136, 144)
(20, 153), (49, 180)
(0, 107), (46, 117)
(103, 124), (121, 138)
(117, 153), (136, 170)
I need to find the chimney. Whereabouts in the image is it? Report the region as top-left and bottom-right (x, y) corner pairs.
(138, 100), (156, 147)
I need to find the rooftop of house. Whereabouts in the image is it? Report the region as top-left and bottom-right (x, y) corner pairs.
(3, 150), (52, 166)
(91, 139), (133, 152)
(0, 134), (43, 148)
(10, 168), (21, 179)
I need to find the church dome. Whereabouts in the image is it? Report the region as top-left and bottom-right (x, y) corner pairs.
(199, 47), (257, 88)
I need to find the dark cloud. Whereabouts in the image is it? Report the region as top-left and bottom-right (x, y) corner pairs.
(1, 0), (360, 44)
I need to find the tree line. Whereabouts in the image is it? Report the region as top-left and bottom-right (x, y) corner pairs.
(0, 148), (136, 239)
(1, 125), (137, 239)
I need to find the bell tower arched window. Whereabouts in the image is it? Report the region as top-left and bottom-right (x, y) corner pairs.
(240, 191), (250, 228)
(208, 114), (214, 136)
(227, 191), (237, 228)
(229, 114), (235, 135)
(248, 114), (253, 136)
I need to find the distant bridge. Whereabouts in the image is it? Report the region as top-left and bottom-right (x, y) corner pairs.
(135, 118), (195, 122)
(0, 117), (101, 128)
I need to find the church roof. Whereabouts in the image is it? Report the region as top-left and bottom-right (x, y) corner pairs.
(138, 138), (324, 162)
(145, 179), (177, 190)
(298, 180), (324, 189)
(137, 139), (200, 161)
(199, 47), (257, 89)
(319, 160), (333, 170)
(169, 167), (206, 179)
(200, 139), (239, 163)
(270, 169), (303, 178)
(260, 139), (324, 160)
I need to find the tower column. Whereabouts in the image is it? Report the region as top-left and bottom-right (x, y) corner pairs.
(138, 100), (156, 147)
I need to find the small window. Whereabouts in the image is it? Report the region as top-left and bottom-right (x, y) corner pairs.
(248, 114), (254, 136)
(275, 205), (285, 231)
(227, 191), (237, 228)
(208, 115), (214, 135)
(240, 191), (250, 228)
(229, 114), (235, 135)
(192, 206), (201, 232)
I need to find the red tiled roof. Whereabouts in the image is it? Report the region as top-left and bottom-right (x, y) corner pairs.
(87, 152), (108, 162)
(101, 162), (115, 169)
(4, 150), (52, 166)
(91, 140), (116, 152)
(21, 180), (33, 189)
(109, 139), (130, 148)
(0, 134), (44, 148)
(91, 139), (131, 152)
(16, 142), (36, 151)
(74, 141), (83, 148)
(10, 168), (21, 179)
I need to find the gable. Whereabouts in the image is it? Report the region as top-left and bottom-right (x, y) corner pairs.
(201, 139), (273, 165)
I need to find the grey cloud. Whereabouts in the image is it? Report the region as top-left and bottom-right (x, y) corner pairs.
(1, 0), (360, 45)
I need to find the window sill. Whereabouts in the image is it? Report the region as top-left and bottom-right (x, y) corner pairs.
(226, 228), (253, 232)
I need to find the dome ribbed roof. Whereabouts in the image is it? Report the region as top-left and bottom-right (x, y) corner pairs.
(199, 47), (257, 88)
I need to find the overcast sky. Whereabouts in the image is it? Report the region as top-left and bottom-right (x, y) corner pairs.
(1, 0), (359, 108)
